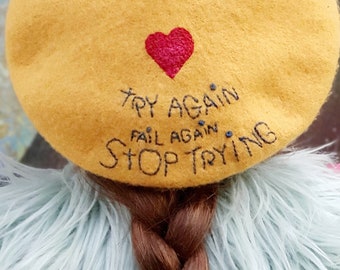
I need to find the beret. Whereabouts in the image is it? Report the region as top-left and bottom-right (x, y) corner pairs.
(5, 0), (340, 188)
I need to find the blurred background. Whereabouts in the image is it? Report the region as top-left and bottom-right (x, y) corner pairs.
(0, 0), (339, 169)
(0, 1), (36, 163)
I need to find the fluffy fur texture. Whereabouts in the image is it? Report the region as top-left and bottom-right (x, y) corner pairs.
(0, 148), (340, 270)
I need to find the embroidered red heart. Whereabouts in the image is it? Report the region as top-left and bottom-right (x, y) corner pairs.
(145, 27), (194, 79)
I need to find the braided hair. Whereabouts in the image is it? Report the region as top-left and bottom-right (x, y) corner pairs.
(90, 175), (219, 270)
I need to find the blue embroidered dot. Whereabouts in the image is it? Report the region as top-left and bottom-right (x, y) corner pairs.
(225, 131), (233, 138)
(146, 127), (152, 133)
(198, 120), (205, 126)
(210, 83), (217, 91)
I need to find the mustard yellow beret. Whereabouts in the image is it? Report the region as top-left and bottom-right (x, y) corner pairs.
(6, 0), (340, 188)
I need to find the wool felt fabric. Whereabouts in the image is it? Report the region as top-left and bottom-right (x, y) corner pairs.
(5, 0), (340, 188)
(1, 149), (340, 270)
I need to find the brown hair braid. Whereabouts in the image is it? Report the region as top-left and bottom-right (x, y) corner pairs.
(89, 174), (219, 270)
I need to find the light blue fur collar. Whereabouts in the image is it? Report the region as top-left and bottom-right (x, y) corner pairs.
(0, 149), (340, 270)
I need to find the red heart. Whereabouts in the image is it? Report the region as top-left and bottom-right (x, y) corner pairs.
(145, 27), (194, 79)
